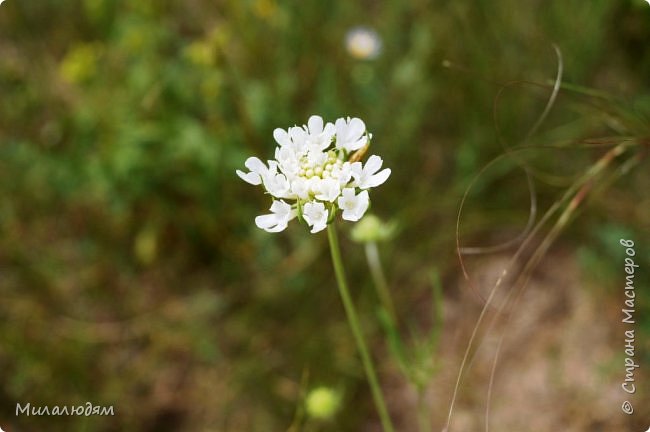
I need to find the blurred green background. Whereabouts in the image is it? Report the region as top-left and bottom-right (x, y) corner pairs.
(1, 0), (649, 431)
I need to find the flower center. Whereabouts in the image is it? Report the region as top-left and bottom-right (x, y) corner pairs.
(298, 150), (343, 180)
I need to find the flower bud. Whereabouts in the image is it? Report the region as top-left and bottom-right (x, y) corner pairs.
(305, 387), (341, 420)
(350, 214), (395, 243)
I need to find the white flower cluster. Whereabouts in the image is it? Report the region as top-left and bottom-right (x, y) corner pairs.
(237, 115), (391, 233)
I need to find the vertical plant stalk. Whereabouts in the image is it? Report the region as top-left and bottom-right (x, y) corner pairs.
(365, 241), (440, 432)
(365, 241), (397, 323)
(327, 224), (396, 432)
(417, 388), (431, 432)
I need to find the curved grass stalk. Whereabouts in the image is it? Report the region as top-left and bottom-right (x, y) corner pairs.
(444, 140), (632, 432)
(459, 170), (537, 256)
(445, 41), (636, 429)
(483, 148), (644, 432)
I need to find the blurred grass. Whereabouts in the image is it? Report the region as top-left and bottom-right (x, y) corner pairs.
(0, 0), (649, 431)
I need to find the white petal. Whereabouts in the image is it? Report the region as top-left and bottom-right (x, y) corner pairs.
(289, 127), (307, 148)
(245, 156), (268, 174)
(236, 170), (261, 185)
(339, 187), (356, 202)
(364, 155), (383, 174)
(310, 219), (328, 233)
(335, 117), (367, 152)
(338, 162), (353, 185)
(291, 178), (310, 199)
(267, 160), (279, 173)
(263, 173), (291, 198)
(302, 202), (322, 222)
(338, 188), (369, 221)
(335, 118), (348, 136)
(255, 214), (278, 229)
(266, 222), (289, 233)
(345, 192), (369, 221)
(237, 156), (269, 185)
(349, 162), (364, 186)
(254, 200), (295, 233)
(276, 146), (298, 169)
(302, 201), (329, 233)
(355, 190), (370, 219)
(307, 150), (327, 167)
(315, 179), (341, 202)
(270, 200), (292, 216)
(255, 214), (286, 232)
(348, 136), (367, 151)
(348, 118), (366, 139)
(273, 128), (290, 146)
(308, 115), (324, 134)
(322, 122), (336, 137)
(366, 168), (391, 188)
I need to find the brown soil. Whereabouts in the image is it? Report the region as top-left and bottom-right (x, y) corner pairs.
(380, 248), (647, 432)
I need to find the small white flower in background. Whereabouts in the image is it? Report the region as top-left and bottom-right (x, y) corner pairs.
(237, 115), (391, 233)
(345, 27), (382, 60)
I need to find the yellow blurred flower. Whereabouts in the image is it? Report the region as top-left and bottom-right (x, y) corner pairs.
(121, 26), (148, 54)
(59, 43), (102, 84)
(253, 0), (277, 20)
(201, 73), (222, 101)
(184, 41), (216, 67)
(207, 25), (230, 49)
(134, 225), (158, 266)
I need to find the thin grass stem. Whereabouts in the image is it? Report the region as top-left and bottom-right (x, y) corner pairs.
(365, 241), (397, 324)
(327, 224), (395, 432)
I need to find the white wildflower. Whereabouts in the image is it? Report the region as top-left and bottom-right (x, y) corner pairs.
(338, 188), (369, 222)
(236, 157), (271, 186)
(302, 201), (329, 233)
(273, 126), (305, 153)
(304, 115), (336, 151)
(255, 200), (296, 233)
(345, 27), (382, 60)
(262, 171), (291, 199)
(350, 155), (391, 189)
(335, 117), (368, 152)
(314, 178), (341, 202)
(237, 114), (390, 233)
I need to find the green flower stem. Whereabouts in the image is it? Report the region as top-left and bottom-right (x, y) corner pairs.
(364, 241), (397, 324)
(327, 223), (395, 432)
